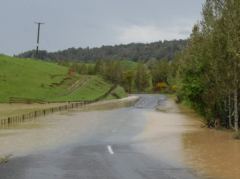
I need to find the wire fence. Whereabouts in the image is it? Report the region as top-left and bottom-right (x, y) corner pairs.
(0, 85), (117, 127)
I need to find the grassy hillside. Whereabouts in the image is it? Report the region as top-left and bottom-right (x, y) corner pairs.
(0, 55), (126, 103)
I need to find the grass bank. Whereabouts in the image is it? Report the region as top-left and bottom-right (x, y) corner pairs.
(0, 55), (126, 103)
(0, 55), (127, 119)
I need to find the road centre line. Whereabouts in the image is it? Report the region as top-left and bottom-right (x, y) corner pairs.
(107, 145), (114, 155)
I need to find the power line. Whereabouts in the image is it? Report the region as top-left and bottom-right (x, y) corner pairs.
(35, 22), (45, 58)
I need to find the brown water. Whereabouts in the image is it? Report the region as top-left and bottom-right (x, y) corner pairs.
(0, 97), (240, 179)
(183, 129), (240, 179)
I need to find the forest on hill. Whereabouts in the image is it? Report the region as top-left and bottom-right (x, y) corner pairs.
(17, 40), (186, 62)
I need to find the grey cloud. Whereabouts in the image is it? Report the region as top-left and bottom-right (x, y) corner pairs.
(0, 0), (205, 55)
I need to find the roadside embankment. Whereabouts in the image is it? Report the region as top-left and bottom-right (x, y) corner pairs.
(75, 95), (140, 111)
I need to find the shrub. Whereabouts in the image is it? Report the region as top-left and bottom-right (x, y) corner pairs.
(233, 132), (240, 140)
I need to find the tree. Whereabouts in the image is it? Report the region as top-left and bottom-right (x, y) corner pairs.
(135, 63), (152, 92)
(17, 40), (187, 62)
(173, 0), (240, 131)
(122, 71), (135, 93)
(148, 59), (170, 85)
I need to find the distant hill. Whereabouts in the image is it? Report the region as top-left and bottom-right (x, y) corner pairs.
(17, 40), (187, 62)
(0, 55), (126, 103)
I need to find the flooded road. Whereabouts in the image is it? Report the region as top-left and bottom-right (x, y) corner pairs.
(0, 95), (239, 179)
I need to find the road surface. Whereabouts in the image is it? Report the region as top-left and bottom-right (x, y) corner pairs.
(0, 95), (204, 179)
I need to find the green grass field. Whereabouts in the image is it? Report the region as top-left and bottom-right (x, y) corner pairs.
(120, 60), (138, 71)
(105, 85), (127, 100)
(0, 55), (126, 103)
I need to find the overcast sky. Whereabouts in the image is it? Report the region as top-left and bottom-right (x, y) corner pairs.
(0, 0), (205, 55)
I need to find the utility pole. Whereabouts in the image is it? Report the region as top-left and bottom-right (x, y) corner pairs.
(35, 22), (44, 58)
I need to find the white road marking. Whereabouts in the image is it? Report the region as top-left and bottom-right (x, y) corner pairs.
(107, 145), (114, 155)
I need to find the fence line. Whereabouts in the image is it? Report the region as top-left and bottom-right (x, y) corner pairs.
(0, 85), (117, 127)
(0, 101), (88, 127)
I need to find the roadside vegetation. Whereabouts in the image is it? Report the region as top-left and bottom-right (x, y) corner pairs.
(64, 60), (169, 94)
(168, 0), (240, 132)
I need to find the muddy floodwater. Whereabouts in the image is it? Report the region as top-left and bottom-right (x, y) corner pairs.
(183, 127), (240, 179)
(0, 95), (240, 179)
